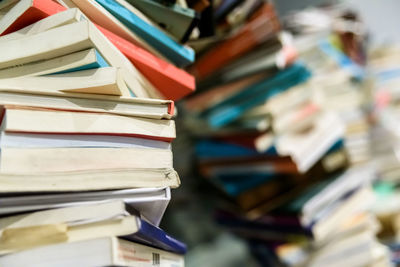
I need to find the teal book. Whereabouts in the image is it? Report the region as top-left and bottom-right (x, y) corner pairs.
(95, 0), (195, 67)
(201, 63), (311, 128)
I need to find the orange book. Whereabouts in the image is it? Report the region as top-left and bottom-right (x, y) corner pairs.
(190, 3), (280, 80)
(98, 26), (195, 101)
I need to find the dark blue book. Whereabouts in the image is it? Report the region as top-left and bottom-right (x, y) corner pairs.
(125, 217), (187, 255)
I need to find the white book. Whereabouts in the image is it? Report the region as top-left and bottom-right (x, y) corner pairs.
(0, 237), (184, 267)
(0, 6), (86, 42)
(0, 168), (180, 192)
(0, 48), (104, 78)
(276, 112), (345, 173)
(0, 147), (173, 173)
(0, 67), (129, 96)
(301, 166), (375, 226)
(1, 107), (176, 140)
(0, 91), (174, 119)
(0, 187), (171, 226)
(0, 17), (153, 98)
(0, 132), (171, 150)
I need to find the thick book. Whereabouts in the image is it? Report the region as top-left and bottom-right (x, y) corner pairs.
(0, 187), (171, 226)
(0, 168), (180, 192)
(0, 201), (186, 254)
(0, 91), (175, 119)
(95, 0), (195, 67)
(0, 0), (65, 35)
(0, 10), (155, 98)
(1, 107), (176, 141)
(0, 236), (184, 267)
(190, 3), (280, 80)
(127, 0), (199, 43)
(0, 48), (109, 78)
(0, 67), (130, 96)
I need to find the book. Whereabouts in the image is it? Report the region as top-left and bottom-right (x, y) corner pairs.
(1, 132), (171, 149)
(94, 0), (195, 67)
(0, 13), (154, 98)
(0, 48), (109, 78)
(1, 107), (176, 141)
(0, 187), (171, 226)
(0, 236), (184, 267)
(0, 67), (129, 96)
(0, 147), (173, 173)
(0, 200), (186, 254)
(0, 4), (84, 42)
(0, 168), (180, 192)
(127, 0), (199, 43)
(0, 91), (175, 119)
(0, 0), (65, 35)
(98, 25), (196, 101)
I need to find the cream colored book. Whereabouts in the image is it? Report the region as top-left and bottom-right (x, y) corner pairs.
(0, 18), (152, 97)
(0, 201), (129, 230)
(0, 168), (180, 192)
(0, 48), (104, 78)
(0, 147), (173, 173)
(0, 237), (184, 267)
(1, 107), (176, 140)
(0, 91), (174, 119)
(0, 6), (86, 42)
(0, 67), (128, 96)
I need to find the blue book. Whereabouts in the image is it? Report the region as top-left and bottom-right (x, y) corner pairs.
(195, 139), (277, 160)
(50, 50), (109, 75)
(214, 173), (277, 196)
(202, 63), (311, 128)
(126, 217), (187, 254)
(95, 0), (195, 67)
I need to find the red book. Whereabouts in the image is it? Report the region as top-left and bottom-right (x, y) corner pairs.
(0, 0), (66, 36)
(98, 26), (196, 101)
(190, 3), (280, 80)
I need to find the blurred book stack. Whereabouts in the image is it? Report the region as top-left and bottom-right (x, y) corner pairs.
(368, 45), (400, 261)
(181, 2), (390, 266)
(0, 0), (200, 265)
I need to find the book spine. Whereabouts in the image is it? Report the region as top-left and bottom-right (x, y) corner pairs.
(115, 238), (184, 267)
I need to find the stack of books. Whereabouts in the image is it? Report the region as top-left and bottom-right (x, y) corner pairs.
(182, 2), (390, 266)
(0, 0), (199, 265)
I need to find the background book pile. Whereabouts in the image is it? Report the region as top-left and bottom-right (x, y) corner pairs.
(180, 2), (391, 266)
(0, 0), (200, 265)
